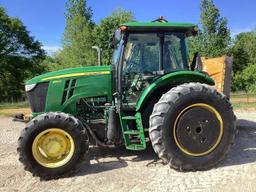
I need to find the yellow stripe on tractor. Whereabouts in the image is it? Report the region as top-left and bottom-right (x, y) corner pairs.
(42, 71), (111, 81)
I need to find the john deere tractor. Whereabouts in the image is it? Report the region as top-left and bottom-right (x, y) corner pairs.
(17, 18), (236, 179)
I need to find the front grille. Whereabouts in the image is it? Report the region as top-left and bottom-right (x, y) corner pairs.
(61, 79), (76, 104)
(27, 82), (49, 112)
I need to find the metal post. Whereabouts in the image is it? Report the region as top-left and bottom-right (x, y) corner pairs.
(92, 46), (102, 66)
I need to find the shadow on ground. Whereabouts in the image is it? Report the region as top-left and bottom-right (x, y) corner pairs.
(76, 118), (256, 176)
(76, 145), (160, 176)
(220, 119), (256, 167)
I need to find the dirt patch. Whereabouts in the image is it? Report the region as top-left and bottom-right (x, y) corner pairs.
(1, 111), (256, 192)
(0, 108), (31, 116)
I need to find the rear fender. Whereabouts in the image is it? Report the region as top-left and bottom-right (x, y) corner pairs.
(136, 71), (215, 112)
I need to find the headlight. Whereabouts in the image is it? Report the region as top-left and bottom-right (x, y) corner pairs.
(25, 84), (37, 92)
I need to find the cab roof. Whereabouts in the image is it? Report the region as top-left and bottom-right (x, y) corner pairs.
(122, 22), (196, 28)
(120, 20), (198, 35)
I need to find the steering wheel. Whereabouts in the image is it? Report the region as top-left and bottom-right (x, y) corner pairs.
(130, 73), (143, 92)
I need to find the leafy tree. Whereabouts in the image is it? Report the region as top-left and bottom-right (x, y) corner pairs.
(232, 30), (256, 73)
(231, 30), (256, 92)
(59, 0), (96, 67)
(189, 0), (231, 58)
(93, 8), (134, 65)
(0, 7), (45, 101)
(42, 55), (63, 71)
(232, 63), (256, 92)
(46, 7), (134, 70)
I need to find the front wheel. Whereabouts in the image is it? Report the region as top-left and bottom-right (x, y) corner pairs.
(149, 83), (236, 171)
(17, 112), (89, 179)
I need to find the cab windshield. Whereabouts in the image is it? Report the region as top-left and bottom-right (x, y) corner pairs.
(123, 32), (188, 74)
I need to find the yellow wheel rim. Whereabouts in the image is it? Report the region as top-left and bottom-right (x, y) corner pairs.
(173, 103), (223, 157)
(32, 128), (75, 168)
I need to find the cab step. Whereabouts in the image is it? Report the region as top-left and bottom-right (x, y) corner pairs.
(119, 112), (146, 151)
(126, 144), (146, 151)
(123, 130), (140, 134)
(121, 116), (136, 120)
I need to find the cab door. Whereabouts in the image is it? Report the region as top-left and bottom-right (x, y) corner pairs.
(121, 33), (161, 108)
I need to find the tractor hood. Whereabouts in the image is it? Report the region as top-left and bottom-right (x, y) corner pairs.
(25, 65), (113, 115)
(26, 66), (112, 85)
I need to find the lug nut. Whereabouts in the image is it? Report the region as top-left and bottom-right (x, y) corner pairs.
(200, 137), (206, 144)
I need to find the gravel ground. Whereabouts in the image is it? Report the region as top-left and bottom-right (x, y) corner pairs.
(1, 111), (256, 192)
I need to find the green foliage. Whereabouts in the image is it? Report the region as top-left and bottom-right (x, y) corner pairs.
(59, 0), (96, 67)
(232, 31), (256, 73)
(0, 7), (45, 101)
(93, 8), (134, 65)
(46, 7), (135, 70)
(231, 31), (256, 92)
(42, 55), (63, 71)
(232, 63), (256, 92)
(188, 0), (231, 58)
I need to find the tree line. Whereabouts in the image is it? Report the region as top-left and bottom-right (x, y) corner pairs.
(0, 0), (255, 102)
(0, 7), (45, 102)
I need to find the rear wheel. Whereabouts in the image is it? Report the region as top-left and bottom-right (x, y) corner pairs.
(17, 112), (89, 179)
(149, 83), (236, 171)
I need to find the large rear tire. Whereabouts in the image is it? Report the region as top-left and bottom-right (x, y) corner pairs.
(17, 112), (89, 179)
(149, 83), (236, 171)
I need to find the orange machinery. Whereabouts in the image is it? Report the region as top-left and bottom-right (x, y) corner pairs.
(202, 56), (232, 97)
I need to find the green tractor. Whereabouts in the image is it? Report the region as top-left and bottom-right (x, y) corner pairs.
(17, 18), (236, 179)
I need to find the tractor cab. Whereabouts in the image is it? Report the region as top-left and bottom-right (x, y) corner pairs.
(111, 18), (199, 108)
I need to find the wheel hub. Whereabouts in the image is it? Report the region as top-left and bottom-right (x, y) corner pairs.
(42, 135), (67, 158)
(174, 103), (223, 157)
(32, 128), (75, 168)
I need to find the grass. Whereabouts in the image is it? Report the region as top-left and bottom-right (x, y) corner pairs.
(0, 101), (29, 110)
(232, 102), (256, 111)
(0, 101), (30, 116)
(230, 94), (256, 110)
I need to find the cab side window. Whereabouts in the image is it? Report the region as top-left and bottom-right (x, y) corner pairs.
(163, 33), (188, 72)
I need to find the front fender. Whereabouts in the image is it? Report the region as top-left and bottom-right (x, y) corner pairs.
(136, 71), (215, 111)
